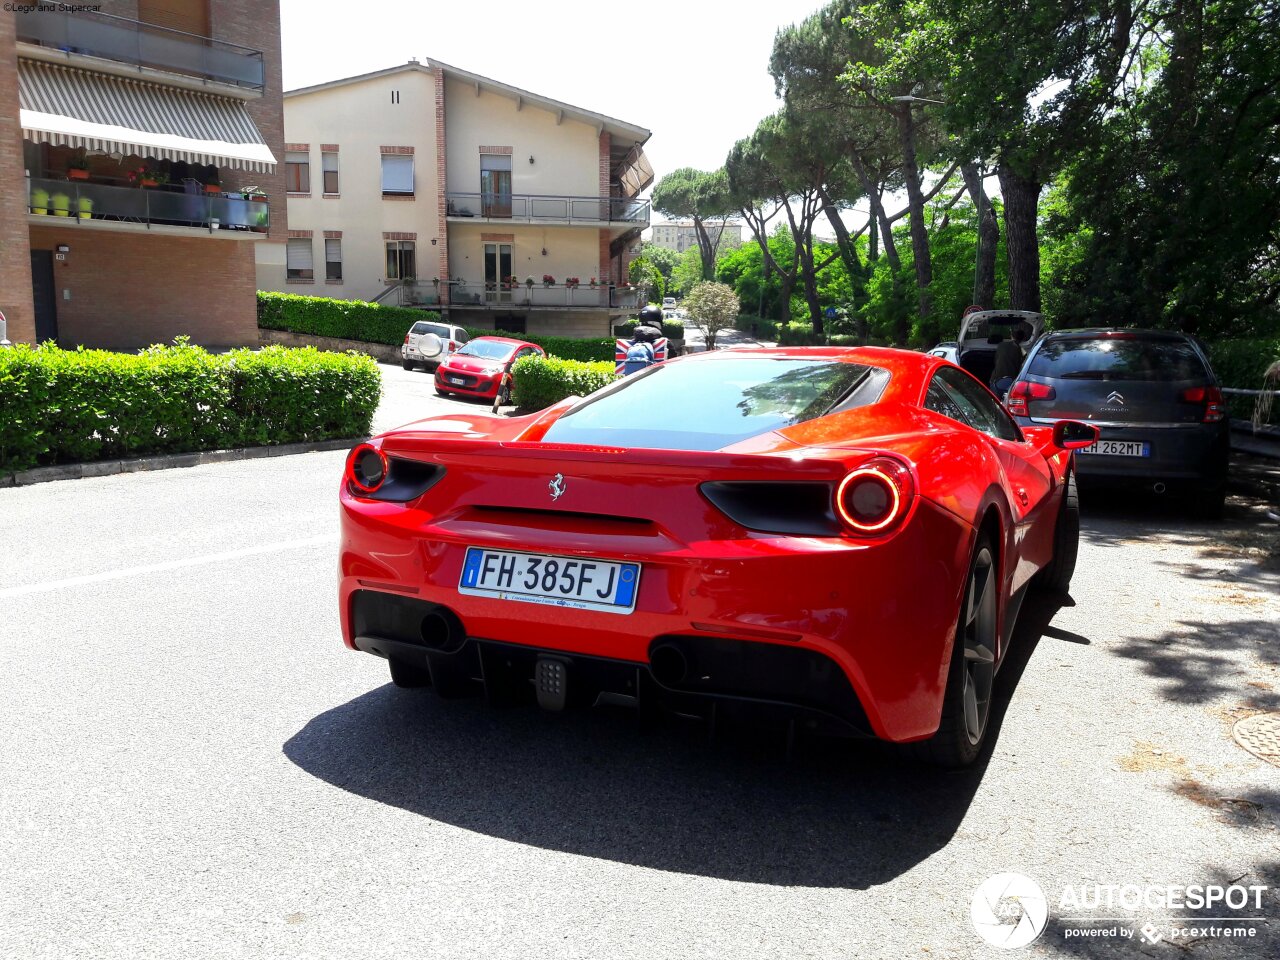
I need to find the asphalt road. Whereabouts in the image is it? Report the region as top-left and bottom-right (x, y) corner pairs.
(1, 363), (1277, 960)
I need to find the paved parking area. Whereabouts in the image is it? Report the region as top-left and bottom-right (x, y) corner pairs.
(1, 377), (1277, 959)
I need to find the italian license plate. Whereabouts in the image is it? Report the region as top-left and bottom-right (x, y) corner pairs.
(1079, 440), (1150, 457)
(449, 376), (466, 385)
(457, 547), (641, 614)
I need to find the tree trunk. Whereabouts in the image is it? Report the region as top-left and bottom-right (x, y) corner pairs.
(693, 216), (716, 281)
(802, 252), (824, 336)
(896, 106), (933, 342)
(850, 154), (899, 269)
(818, 183), (866, 340)
(998, 164), (1042, 312)
(961, 163), (998, 309)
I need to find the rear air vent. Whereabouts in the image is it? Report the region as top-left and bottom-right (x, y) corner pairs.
(700, 481), (840, 536)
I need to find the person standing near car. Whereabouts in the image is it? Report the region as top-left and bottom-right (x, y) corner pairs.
(990, 326), (1029, 389)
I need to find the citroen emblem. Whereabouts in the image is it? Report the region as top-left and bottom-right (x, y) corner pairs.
(1106, 391), (1125, 405)
(548, 473), (566, 501)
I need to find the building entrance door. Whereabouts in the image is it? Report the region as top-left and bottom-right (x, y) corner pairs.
(484, 243), (513, 303)
(30, 250), (58, 344)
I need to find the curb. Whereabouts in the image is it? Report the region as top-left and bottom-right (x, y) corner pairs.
(1, 438), (358, 488)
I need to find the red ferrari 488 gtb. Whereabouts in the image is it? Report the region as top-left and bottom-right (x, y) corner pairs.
(339, 347), (1097, 766)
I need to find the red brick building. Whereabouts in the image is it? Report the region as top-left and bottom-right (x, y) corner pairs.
(0, 1), (285, 350)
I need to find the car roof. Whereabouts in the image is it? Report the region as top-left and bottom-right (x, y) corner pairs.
(1040, 327), (1195, 342)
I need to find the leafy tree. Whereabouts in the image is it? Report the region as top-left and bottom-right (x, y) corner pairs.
(651, 168), (735, 281)
(628, 258), (665, 303)
(684, 281), (740, 350)
(668, 246), (704, 298)
(633, 242), (681, 286)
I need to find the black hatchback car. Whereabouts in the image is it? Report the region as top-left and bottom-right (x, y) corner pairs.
(1005, 329), (1230, 516)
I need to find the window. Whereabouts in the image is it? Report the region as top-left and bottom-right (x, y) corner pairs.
(325, 238), (342, 281)
(381, 154), (414, 196)
(927, 367), (1021, 442)
(1027, 337), (1208, 382)
(321, 152), (339, 194)
(286, 238), (313, 280)
(285, 151), (309, 194)
(480, 154), (512, 217)
(385, 240), (416, 280)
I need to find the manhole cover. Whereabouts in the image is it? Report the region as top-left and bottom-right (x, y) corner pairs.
(1233, 713), (1280, 767)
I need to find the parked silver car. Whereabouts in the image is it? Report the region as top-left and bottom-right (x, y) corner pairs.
(402, 321), (469, 371)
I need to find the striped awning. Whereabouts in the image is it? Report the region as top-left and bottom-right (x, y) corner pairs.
(18, 59), (276, 172)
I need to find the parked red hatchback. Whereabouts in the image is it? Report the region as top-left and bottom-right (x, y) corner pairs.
(434, 336), (545, 403)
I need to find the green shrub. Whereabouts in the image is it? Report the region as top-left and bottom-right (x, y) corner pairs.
(1208, 337), (1280, 422)
(258, 292), (620, 361)
(511, 355), (618, 411)
(258, 291), (440, 346)
(0, 340), (380, 473)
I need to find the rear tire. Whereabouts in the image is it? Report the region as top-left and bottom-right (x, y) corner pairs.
(389, 658), (431, 688)
(913, 534), (998, 768)
(1036, 469), (1079, 595)
(402, 360), (415, 371)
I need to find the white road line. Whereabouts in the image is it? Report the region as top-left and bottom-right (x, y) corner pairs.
(0, 535), (334, 599)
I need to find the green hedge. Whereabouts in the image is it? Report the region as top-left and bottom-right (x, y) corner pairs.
(510, 355), (618, 411)
(258, 291), (440, 345)
(0, 340), (381, 473)
(257, 292), (618, 361)
(614, 318), (685, 340)
(1208, 337), (1280, 422)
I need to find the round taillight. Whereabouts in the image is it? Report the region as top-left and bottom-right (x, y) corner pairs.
(347, 443), (388, 494)
(835, 458), (913, 534)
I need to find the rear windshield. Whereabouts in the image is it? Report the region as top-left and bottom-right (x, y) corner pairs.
(541, 357), (887, 452)
(1028, 338), (1208, 382)
(410, 322), (449, 337)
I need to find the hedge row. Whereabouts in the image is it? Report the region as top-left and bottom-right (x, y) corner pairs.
(258, 291), (440, 345)
(257, 292), (621, 361)
(0, 340), (381, 473)
(614, 317), (686, 340)
(510, 355), (619, 411)
(1208, 337), (1280, 422)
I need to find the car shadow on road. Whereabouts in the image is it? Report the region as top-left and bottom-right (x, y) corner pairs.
(284, 593), (1067, 889)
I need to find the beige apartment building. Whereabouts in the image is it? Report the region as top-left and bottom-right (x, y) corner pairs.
(650, 220), (743, 256)
(0, 1), (286, 350)
(269, 59), (652, 337)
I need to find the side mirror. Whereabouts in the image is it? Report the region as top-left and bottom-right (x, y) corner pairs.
(1053, 420), (1099, 451)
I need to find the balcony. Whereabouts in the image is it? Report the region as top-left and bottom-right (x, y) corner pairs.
(445, 193), (649, 227)
(15, 8), (265, 94)
(26, 177), (269, 237)
(408, 281), (643, 312)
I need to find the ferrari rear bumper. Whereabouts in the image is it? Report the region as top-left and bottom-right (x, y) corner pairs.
(349, 590), (875, 737)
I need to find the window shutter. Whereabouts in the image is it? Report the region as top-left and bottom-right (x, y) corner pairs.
(381, 155), (414, 194)
(325, 239), (341, 263)
(287, 238), (313, 272)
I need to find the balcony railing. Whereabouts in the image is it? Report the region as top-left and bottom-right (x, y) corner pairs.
(443, 282), (644, 310)
(445, 193), (649, 225)
(15, 8), (265, 92)
(27, 177), (269, 233)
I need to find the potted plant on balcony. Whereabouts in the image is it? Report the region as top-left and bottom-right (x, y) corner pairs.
(252, 211), (269, 232)
(542, 274), (555, 288)
(204, 176), (222, 194)
(77, 196), (94, 220)
(565, 277), (580, 288)
(589, 277), (598, 287)
(242, 185), (269, 202)
(67, 154), (90, 181)
(30, 185), (49, 216)
(50, 191), (71, 217)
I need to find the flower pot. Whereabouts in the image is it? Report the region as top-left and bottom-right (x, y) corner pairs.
(140, 179), (158, 188)
(205, 184), (222, 194)
(77, 197), (94, 220)
(67, 168), (90, 181)
(50, 193), (70, 216)
(30, 188), (49, 215)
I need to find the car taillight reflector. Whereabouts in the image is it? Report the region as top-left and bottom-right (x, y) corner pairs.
(404, 334), (410, 344)
(346, 443), (388, 494)
(1182, 385), (1225, 422)
(448, 340), (457, 351)
(835, 457), (914, 535)
(1006, 380), (1055, 416)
